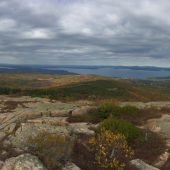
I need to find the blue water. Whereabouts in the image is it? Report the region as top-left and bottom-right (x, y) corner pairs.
(47, 67), (170, 79)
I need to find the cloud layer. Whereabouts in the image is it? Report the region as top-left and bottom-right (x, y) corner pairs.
(0, 0), (170, 66)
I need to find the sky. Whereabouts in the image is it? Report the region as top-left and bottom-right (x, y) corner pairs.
(0, 0), (170, 67)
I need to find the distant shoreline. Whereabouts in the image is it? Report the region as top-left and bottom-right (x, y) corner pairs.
(0, 64), (170, 80)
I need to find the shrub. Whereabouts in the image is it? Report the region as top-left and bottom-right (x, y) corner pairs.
(96, 103), (139, 119)
(119, 105), (139, 115)
(97, 103), (119, 119)
(88, 129), (134, 170)
(132, 129), (166, 164)
(27, 131), (74, 170)
(97, 117), (141, 143)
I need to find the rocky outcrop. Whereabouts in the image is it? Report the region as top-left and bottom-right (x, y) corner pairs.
(0, 96), (98, 170)
(1, 154), (47, 170)
(130, 159), (160, 170)
(0, 96), (95, 169)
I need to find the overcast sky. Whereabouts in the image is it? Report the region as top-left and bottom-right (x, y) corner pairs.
(0, 0), (170, 67)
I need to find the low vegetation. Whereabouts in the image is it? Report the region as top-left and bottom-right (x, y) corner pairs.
(27, 131), (74, 170)
(68, 104), (140, 124)
(69, 103), (170, 126)
(70, 101), (167, 169)
(97, 103), (139, 119)
(0, 78), (169, 101)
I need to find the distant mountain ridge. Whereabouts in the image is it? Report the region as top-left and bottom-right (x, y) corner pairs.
(0, 64), (77, 75)
(0, 64), (170, 71)
(0, 64), (170, 79)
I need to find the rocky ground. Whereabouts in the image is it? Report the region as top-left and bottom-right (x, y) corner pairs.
(0, 95), (170, 170)
(0, 95), (96, 170)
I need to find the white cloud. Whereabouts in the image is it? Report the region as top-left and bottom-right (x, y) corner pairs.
(0, 1), (8, 7)
(0, 0), (169, 66)
(21, 28), (55, 39)
(0, 18), (16, 31)
(0, 54), (19, 64)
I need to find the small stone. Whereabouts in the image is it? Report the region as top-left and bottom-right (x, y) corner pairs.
(130, 159), (160, 170)
(4, 123), (16, 134)
(0, 160), (4, 169)
(61, 162), (81, 170)
(155, 152), (170, 167)
(11, 148), (24, 155)
(0, 132), (6, 142)
(0, 150), (8, 159)
(3, 140), (11, 148)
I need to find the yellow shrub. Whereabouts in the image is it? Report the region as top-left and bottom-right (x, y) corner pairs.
(88, 129), (134, 170)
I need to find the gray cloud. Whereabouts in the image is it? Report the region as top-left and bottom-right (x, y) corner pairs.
(0, 0), (170, 66)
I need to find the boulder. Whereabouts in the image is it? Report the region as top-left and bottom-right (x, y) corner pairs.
(11, 123), (70, 150)
(71, 106), (96, 117)
(1, 154), (47, 170)
(130, 159), (160, 170)
(61, 162), (81, 170)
